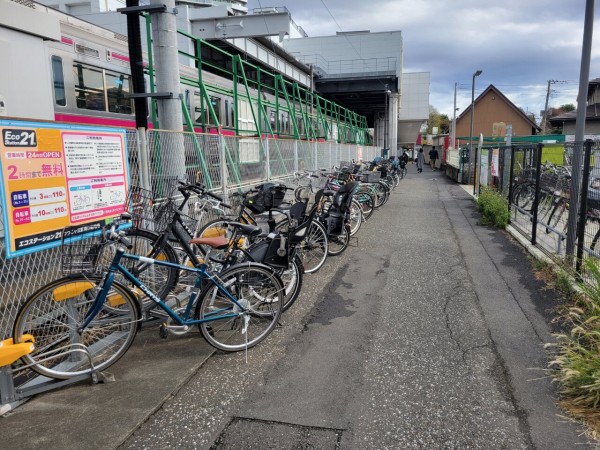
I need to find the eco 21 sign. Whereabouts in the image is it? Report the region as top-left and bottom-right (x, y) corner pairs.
(0, 120), (130, 258)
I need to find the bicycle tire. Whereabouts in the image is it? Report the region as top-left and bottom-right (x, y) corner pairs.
(373, 182), (389, 208)
(195, 264), (283, 352)
(355, 191), (374, 221)
(13, 276), (140, 379)
(348, 199), (362, 236)
(295, 220), (329, 273)
(327, 227), (350, 256)
(279, 255), (304, 312)
(515, 183), (535, 210)
(546, 197), (568, 234)
(93, 228), (179, 309)
(591, 225), (600, 251)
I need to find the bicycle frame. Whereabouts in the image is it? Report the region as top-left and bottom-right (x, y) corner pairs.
(80, 245), (244, 331)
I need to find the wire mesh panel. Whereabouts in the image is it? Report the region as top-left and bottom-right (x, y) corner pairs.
(316, 141), (330, 170)
(126, 130), (140, 187)
(225, 136), (267, 189)
(297, 140), (316, 172)
(268, 138), (296, 180)
(509, 145), (540, 240)
(0, 126), (380, 341)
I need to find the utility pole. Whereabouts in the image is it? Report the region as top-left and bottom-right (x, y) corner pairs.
(566, 0), (594, 259)
(451, 82), (457, 150)
(541, 80), (566, 134)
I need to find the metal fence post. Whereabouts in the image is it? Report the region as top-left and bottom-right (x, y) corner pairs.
(293, 140), (298, 173)
(576, 140), (594, 274)
(219, 133), (229, 201)
(507, 145), (515, 213)
(137, 128), (152, 193)
(531, 143), (544, 245)
(265, 137), (271, 181)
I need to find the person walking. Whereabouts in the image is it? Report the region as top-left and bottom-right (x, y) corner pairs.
(416, 148), (424, 173)
(429, 146), (439, 170)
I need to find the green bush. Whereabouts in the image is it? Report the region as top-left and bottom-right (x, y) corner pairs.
(476, 187), (510, 228)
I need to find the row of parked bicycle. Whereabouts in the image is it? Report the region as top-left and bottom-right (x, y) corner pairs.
(511, 160), (600, 251)
(11, 159), (402, 381)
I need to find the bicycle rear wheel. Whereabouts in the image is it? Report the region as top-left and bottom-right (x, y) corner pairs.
(195, 264), (283, 351)
(327, 227), (350, 256)
(13, 276), (140, 379)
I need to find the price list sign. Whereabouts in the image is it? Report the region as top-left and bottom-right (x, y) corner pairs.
(0, 121), (129, 258)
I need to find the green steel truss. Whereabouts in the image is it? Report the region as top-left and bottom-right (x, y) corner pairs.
(143, 16), (372, 187)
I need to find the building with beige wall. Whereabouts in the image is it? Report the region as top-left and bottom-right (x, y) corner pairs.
(455, 85), (539, 146)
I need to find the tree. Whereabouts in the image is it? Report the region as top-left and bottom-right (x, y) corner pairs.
(426, 106), (451, 134)
(559, 103), (575, 112)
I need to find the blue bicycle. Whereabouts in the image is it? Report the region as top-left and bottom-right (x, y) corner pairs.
(13, 217), (284, 379)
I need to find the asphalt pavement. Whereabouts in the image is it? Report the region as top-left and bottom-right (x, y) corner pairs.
(0, 164), (593, 449)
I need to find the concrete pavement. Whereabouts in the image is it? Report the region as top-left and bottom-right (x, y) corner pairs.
(0, 165), (592, 449)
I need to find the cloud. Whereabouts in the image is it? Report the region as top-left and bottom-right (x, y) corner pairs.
(249, 0), (600, 121)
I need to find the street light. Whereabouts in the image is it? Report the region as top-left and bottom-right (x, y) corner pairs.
(384, 87), (391, 154)
(469, 69), (482, 192)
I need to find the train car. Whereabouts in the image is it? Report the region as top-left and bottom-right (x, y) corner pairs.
(1, 1), (367, 146)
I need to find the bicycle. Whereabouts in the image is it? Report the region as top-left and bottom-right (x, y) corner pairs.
(13, 218), (285, 379)
(92, 182), (231, 312)
(196, 183), (330, 274)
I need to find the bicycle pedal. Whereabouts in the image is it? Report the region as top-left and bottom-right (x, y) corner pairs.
(159, 323), (169, 339)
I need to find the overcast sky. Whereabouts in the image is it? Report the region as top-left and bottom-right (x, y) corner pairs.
(248, 0), (600, 122)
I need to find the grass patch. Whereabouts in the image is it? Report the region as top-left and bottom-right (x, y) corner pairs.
(546, 259), (600, 437)
(476, 187), (510, 228)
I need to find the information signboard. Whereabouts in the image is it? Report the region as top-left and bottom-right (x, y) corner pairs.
(0, 120), (129, 258)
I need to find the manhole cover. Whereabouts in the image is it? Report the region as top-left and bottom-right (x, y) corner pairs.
(210, 417), (343, 449)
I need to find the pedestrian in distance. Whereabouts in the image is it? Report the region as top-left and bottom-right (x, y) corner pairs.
(401, 150), (409, 166)
(416, 148), (424, 173)
(389, 155), (399, 173)
(429, 146), (439, 170)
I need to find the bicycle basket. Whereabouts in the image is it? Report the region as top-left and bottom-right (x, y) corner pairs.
(244, 184), (287, 213)
(360, 172), (381, 183)
(243, 191), (267, 214)
(60, 230), (104, 276)
(127, 186), (175, 232)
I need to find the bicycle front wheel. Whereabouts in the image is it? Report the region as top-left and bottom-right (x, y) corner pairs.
(296, 220), (328, 273)
(13, 276), (140, 379)
(355, 191), (374, 221)
(195, 264), (283, 352)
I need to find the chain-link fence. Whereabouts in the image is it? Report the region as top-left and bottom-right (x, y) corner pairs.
(0, 127), (382, 340)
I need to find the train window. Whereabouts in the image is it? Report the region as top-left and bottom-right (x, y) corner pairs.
(51, 56), (66, 106)
(105, 71), (132, 114)
(209, 96), (220, 125)
(73, 63), (105, 111)
(224, 99), (229, 127)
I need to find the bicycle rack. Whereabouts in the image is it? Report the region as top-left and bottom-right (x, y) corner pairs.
(0, 336), (113, 415)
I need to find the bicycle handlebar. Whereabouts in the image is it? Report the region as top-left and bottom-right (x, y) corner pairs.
(177, 180), (231, 209)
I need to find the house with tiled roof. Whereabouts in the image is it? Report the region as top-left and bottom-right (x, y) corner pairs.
(454, 85), (539, 146)
(549, 78), (600, 135)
